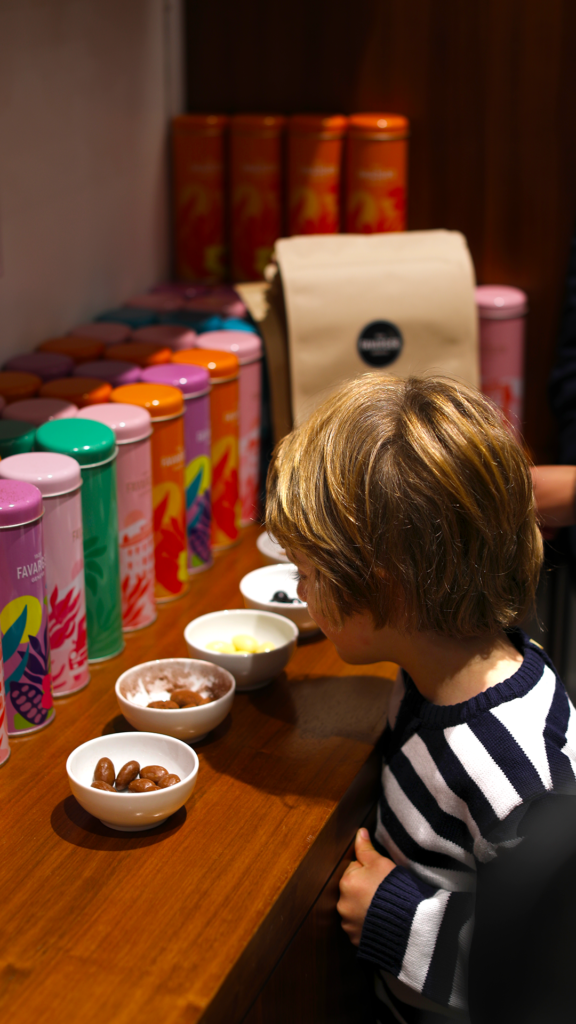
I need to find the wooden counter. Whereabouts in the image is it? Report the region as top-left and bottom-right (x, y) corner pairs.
(0, 526), (395, 1024)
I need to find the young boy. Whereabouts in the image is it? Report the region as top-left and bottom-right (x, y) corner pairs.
(266, 374), (576, 1023)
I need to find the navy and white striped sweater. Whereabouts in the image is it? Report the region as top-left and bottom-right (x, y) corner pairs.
(358, 631), (576, 1011)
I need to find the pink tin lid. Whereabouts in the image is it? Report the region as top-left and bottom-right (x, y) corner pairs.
(4, 351), (75, 380)
(132, 324), (197, 351)
(125, 293), (183, 311)
(140, 363), (210, 398)
(0, 451), (81, 497)
(195, 330), (262, 364)
(0, 479), (43, 527)
(73, 360), (141, 386)
(3, 397), (78, 427)
(70, 322), (132, 344)
(80, 401), (152, 444)
(475, 285), (528, 320)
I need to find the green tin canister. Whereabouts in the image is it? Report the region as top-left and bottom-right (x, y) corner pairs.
(36, 419), (124, 662)
(0, 420), (36, 459)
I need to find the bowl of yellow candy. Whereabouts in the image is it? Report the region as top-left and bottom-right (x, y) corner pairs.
(183, 609), (298, 691)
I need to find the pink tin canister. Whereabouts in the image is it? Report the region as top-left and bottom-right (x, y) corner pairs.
(73, 360), (142, 387)
(476, 285), (528, 438)
(0, 453), (89, 696)
(133, 325), (198, 352)
(0, 480), (54, 735)
(4, 352), (75, 381)
(3, 397), (78, 427)
(141, 364), (212, 573)
(70, 322), (131, 345)
(81, 403), (156, 631)
(196, 331), (262, 524)
(0, 646), (9, 765)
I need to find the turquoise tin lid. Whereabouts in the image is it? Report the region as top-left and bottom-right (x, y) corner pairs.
(36, 417), (116, 466)
(0, 420), (36, 458)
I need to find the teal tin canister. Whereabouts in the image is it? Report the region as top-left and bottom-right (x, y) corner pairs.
(36, 419), (124, 662)
(0, 420), (36, 459)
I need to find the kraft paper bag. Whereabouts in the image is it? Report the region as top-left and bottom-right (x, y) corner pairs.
(237, 229), (479, 441)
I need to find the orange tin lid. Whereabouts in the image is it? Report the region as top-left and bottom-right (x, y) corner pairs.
(288, 114), (348, 137)
(40, 376), (112, 407)
(0, 371), (42, 403)
(231, 114), (286, 135)
(172, 349), (239, 383)
(348, 113), (409, 140)
(110, 382), (184, 420)
(173, 114), (228, 134)
(37, 336), (105, 363)
(106, 342), (172, 368)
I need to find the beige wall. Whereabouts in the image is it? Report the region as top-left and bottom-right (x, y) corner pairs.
(0, 0), (183, 362)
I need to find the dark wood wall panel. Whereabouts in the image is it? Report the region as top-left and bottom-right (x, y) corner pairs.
(186, 0), (576, 461)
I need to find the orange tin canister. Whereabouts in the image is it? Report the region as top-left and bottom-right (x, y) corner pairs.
(0, 372), (42, 405)
(111, 383), (188, 603)
(37, 336), (105, 364)
(287, 114), (347, 235)
(173, 350), (240, 550)
(345, 113), (409, 233)
(172, 114), (228, 284)
(106, 342), (172, 369)
(230, 114), (286, 281)
(39, 377), (112, 408)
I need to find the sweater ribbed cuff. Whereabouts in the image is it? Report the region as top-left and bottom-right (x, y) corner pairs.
(358, 866), (436, 976)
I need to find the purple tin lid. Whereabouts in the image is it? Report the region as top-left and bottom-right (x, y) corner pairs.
(73, 359), (142, 386)
(0, 479), (43, 528)
(475, 285), (528, 320)
(80, 401), (152, 444)
(4, 351), (75, 381)
(0, 451), (81, 497)
(132, 324), (197, 350)
(2, 397), (78, 427)
(140, 363), (210, 398)
(70, 322), (131, 344)
(195, 330), (262, 364)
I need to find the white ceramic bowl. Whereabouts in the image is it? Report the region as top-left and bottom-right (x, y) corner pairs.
(66, 732), (199, 832)
(239, 563), (319, 635)
(115, 658), (235, 743)
(184, 609), (298, 691)
(256, 531), (290, 564)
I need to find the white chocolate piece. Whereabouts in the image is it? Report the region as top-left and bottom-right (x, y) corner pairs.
(206, 640), (236, 654)
(232, 634), (259, 653)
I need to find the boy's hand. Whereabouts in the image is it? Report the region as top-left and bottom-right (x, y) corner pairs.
(337, 828), (396, 946)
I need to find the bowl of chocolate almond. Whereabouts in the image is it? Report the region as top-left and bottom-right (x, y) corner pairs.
(115, 657), (235, 743)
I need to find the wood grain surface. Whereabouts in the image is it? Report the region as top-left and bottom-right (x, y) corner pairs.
(0, 526), (395, 1024)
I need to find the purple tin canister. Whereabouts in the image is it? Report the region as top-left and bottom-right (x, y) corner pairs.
(73, 360), (142, 387)
(0, 645), (10, 765)
(3, 397), (78, 427)
(0, 453), (89, 697)
(196, 331), (263, 525)
(81, 403), (156, 630)
(133, 324), (197, 352)
(141, 363), (212, 573)
(0, 480), (54, 735)
(4, 351), (75, 381)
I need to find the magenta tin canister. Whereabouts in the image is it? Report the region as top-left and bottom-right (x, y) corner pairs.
(0, 480), (54, 736)
(81, 403), (156, 631)
(0, 453), (89, 696)
(4, 352), (75, 381)
(141, 363), (212, 573)
(196, 331), (263, 524)
(3, 397), (78, 427)
(133, 324), (198, 352)
(476, 285), (528, 438)
(0, 647), (10, 765)
(73, 360), (142, 387)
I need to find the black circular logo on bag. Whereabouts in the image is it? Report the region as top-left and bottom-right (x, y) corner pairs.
(357, 321), (403, 367)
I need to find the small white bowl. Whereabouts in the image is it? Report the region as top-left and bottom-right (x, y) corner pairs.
(240, 563), (319, 635)
(184, 609), (297, 691)
(115, 658), (235, 743)
(256, 531), (290, 564)
(66, 732), (199, 832)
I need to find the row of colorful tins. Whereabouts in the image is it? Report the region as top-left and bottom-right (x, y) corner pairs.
(172, 112), (410, 284)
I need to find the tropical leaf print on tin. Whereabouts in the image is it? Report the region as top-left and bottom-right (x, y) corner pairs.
(1, 606), (28, 664)
(84, 535), (107, 595)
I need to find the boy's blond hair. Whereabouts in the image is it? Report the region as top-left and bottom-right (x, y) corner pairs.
(266, 374), (543, 637)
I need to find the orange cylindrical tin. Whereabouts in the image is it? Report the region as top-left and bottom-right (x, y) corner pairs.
(39, 377), (112, 408)
(107, 342), (172, 368)
(173, 350), (240, 550)
(110, 383), (188, 603)
(172, 114), (228, 284)
(230, 114), (286, 281)
(37, 336), (105, 364)
(287, 115), (347, 235)
(0, 372), (42, 405)
(345, 113), (409, 233)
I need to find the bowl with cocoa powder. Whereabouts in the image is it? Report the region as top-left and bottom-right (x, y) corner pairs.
(115, 657), (235, 742)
